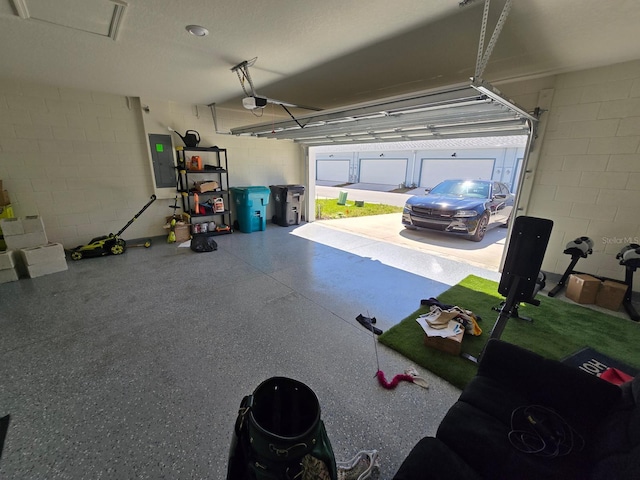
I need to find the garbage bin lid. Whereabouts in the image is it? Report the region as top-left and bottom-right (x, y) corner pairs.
(231, 186), (271, 194)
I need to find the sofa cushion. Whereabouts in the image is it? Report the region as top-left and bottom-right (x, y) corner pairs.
(437, 376), (591, 480)
(588, 374), (640, 480)
(477, 340), (621, 436)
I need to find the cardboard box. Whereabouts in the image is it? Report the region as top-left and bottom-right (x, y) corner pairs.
(174, 223), (190, 242)
(20, 243), (65, 266)
(596, 280), (628, 311)
(423, 330), (464, 355)
(194, 180), (219, 193)
(565, 273), (602, 304)
(0, 190), (10, 206)
(165, 213), (189, 224)
(164, 215), (191, 243)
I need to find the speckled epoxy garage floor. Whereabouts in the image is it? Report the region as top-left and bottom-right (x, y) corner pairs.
(0, 221), (501, 479)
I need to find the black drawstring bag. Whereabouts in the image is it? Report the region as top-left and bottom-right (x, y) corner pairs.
(190, 235), (217, 252)
(227, 377), (337, 480)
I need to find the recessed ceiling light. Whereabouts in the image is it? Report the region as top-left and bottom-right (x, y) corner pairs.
(186, 25), (209, 37)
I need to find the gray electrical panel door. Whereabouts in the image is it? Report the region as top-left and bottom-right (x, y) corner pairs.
(149, 134), (176, 188)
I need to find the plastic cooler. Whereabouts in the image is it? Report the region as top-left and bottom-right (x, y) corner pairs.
(230, 186), (270, 233)
(270, 184), (305, 227)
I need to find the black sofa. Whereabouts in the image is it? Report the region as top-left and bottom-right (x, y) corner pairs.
(393, 339), (640, 480)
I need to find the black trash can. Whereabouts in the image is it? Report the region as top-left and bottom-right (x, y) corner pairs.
(270, 184), (305, 227)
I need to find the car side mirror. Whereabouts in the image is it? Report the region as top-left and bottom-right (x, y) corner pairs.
(424, 188), (431, 194)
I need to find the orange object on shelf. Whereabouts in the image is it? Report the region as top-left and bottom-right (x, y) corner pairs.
(189, 155), (203, 170)
(194, 193), (201, 214)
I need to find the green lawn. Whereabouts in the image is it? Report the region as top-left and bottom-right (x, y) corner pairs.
(315, 198), (402, 219)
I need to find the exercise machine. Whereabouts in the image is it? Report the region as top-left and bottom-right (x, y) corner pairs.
(547, 237), (594, 297)
(492, 271), (546, 322)
(617, 243), (640, 322)
(462, 216), (553, 363)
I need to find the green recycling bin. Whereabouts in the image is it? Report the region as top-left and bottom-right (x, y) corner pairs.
(270, 184), (305, 227)
(230, 186), (271, 233)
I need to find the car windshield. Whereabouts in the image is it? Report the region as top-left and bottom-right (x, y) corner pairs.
(429, 180), (490, 198)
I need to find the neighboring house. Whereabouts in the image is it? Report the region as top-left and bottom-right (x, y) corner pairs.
(314, 138), (527, 192)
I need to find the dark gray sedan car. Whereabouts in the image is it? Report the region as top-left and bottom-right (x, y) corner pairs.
(402, 179), (514, 242)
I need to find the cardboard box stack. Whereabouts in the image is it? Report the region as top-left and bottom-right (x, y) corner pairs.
(565, 274), (601, 304)
(0, 215), (68, 280)
(565, 273), (629, 312)
(595, 280), (628, 311)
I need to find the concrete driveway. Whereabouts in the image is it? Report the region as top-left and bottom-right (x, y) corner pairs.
(314, 184), (507, 271)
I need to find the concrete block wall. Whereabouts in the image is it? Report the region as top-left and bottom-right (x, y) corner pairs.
(523, 60), (640, 283)
(0, 79), (304, 248)
(0, 79), (161, 248)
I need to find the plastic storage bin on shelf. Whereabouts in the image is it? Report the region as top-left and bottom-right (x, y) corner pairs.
(231, 186), (270, 233)
(270, 185), (305, 227)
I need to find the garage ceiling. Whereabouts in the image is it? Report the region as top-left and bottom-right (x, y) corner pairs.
(1, 0), (640, 142)
(230, 78), (537, 144)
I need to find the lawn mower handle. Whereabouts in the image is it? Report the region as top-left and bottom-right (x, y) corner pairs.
(115, 195), (157, 237)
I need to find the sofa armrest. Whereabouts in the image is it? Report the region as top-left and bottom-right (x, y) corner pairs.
(477, 339), (621, 428)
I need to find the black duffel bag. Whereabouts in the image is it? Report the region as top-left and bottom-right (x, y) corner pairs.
(227, 377), (337, 480)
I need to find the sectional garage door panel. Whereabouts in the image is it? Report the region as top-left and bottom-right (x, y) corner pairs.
(316, 159), (350, 182)
(419, 159), (495, 189)
(359, 158), (407, 185)
(231, 80), (537, 145)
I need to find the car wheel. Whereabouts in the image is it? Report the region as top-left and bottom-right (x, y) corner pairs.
(470, 214), (489, 242)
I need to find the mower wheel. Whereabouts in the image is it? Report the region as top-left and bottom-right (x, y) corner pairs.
(71, 251), (83, 261)
(110, 243), (125, 255)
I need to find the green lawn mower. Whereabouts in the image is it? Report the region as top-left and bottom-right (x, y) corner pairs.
(70, 195), (157, 261)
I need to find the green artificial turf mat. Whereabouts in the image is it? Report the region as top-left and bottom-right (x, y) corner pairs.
(378, 274), (640, 390)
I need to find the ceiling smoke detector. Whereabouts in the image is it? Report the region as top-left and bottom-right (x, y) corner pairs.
(186, 25), (208, 37)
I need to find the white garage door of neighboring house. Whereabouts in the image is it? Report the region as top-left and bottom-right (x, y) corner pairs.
(359, 158), (407, 185)
(316, 159), (350, 182)
(419, 159), (495, 189)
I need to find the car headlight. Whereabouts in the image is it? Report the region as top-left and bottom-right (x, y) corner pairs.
(403, 203), (412, 212)
(453, 210), (479, 218)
